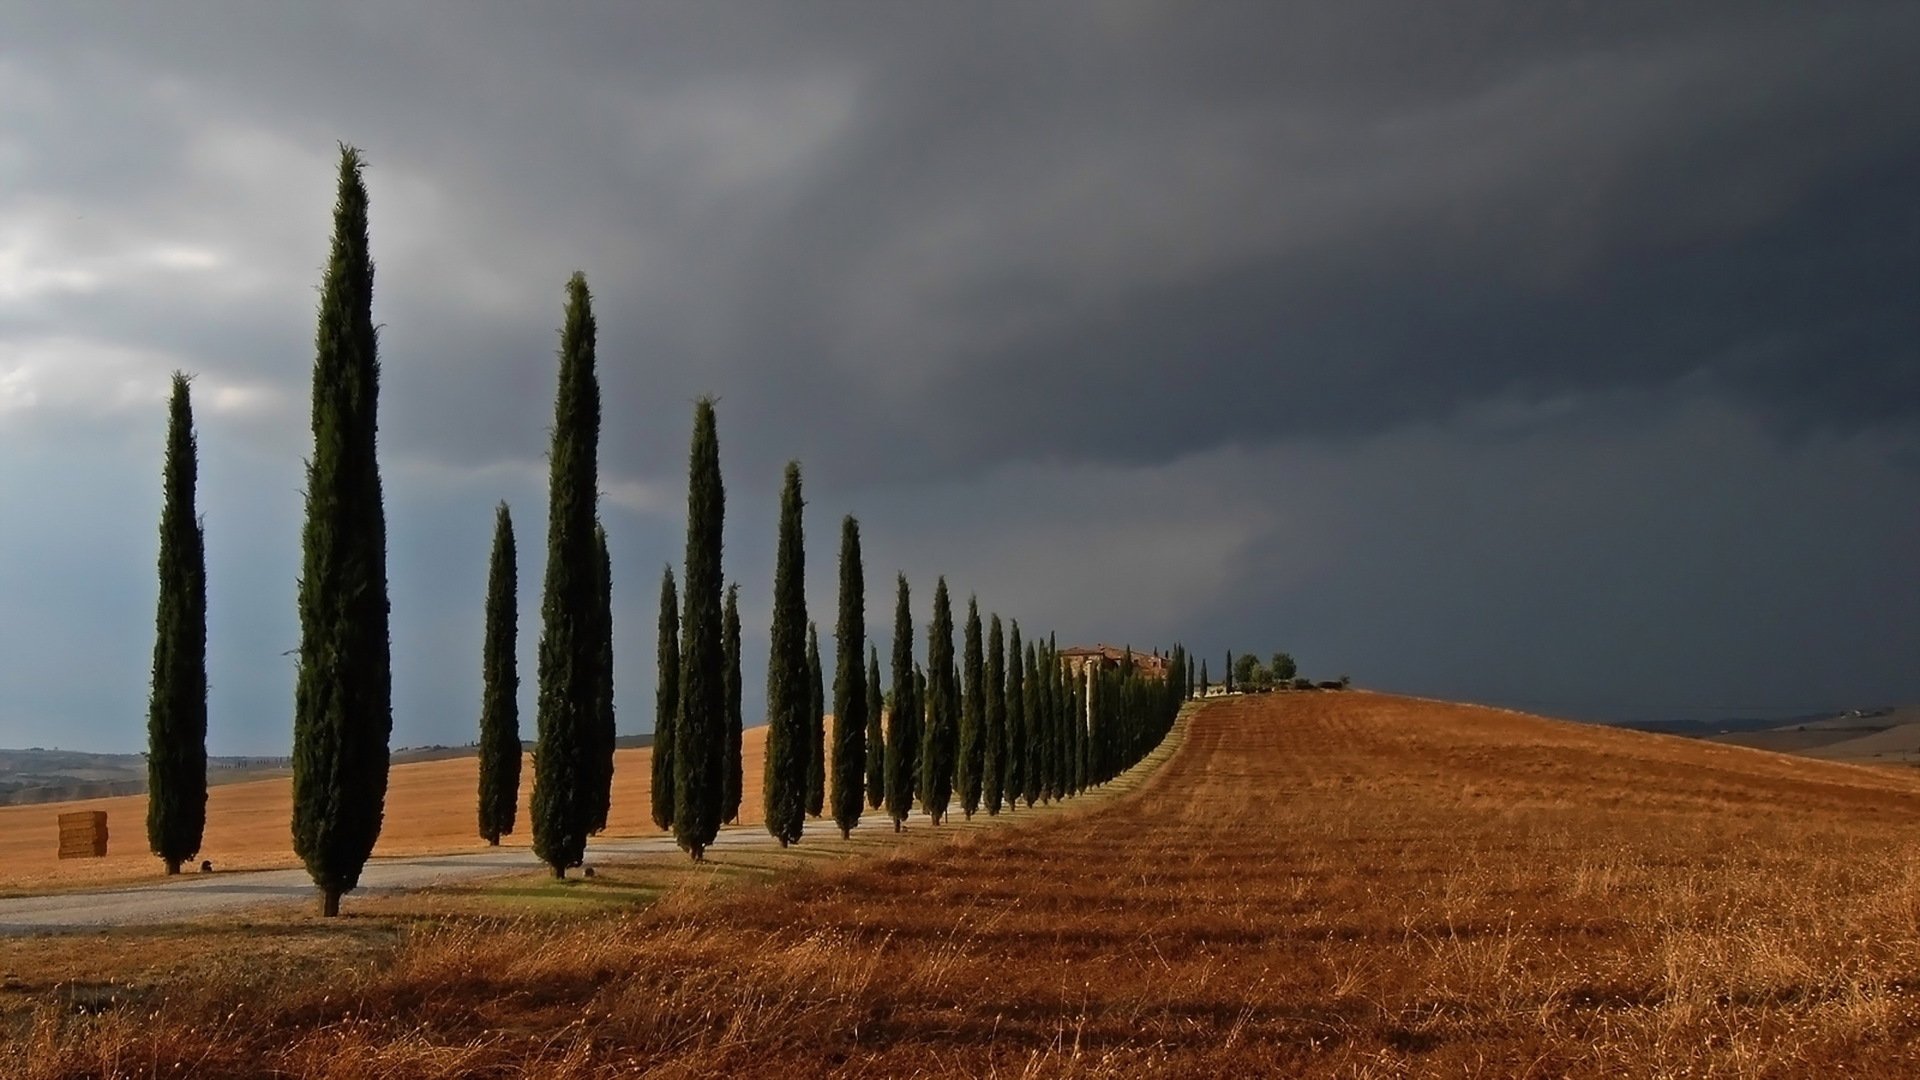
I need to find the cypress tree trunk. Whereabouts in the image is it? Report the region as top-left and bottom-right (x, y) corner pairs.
(292, 146), (393, 915)
(651, 566), (678, 831)
(884, 576), (914, 831)
(1005, 623), (1024, 811)
(477, 503), (520, 845)
(723, 583), (744, 824)
(530, 272), (601, 878)
(920, 579), (956, 824)
(830, 516), (867, 840)
(675, 398), (725, 860)
(763, 462), (807, 847)
(958, 598), (984, 820)
(588, 522), (615, 833)
(806, 623), (825, 817)
(147, 371), (207, 876)
(982, 614), (1005, 816)
(864, 647), (884, 810)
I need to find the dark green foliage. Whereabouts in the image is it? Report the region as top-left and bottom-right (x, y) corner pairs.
(883, 576), (916, 831)
(1272, 652), (1298, 683)
(530, 271), (602, 879)
(651, 566), (678, 831)
(1036, 639), (1055, 804)
(587, 522), (615, 834)
(477, 503), (519, 846)
(1020, 640), (1041, 808)
(831, 516), (867, 839)
(865, 647), (884, 809)
(723, 583), (744, 824)
(674, 398), (726, 860)
(1069, 661), (1085, 796)
(147, 372), (207, 875)
(919, 579), (957, 823)
(1005, 623), (1024, 810)
(983, 615), (1005, 816)
(1225, 651), (1235, 693)
(806, 622), (825, 817)
(292, 146), (393, 916)
(1200, 658), (1209, 697)
(958, 598), (985, 820)
(763, 462), (807, 847)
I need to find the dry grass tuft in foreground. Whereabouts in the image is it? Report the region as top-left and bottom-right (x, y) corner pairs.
(14, 691), (1920, 1077)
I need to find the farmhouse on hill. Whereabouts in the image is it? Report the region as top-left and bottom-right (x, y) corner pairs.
(1058, 644), (1169, 680)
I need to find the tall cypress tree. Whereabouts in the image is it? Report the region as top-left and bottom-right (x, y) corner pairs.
(531, 271), (602, 878)
(1225, 651), (1235, 693)
(674, 398), (725, 860)
(983, 614), (1005, 816)
(722, 582), (744, 824)
(292, 146), (393, 916)
(651, 566), (678, 831)
(587, 522), (615, 834)
(1021, 640), (1041, 808)
(1199, 658), (1209, 697)
(864, 646), (884, 809)
(884, 575), (915, 831)
(806, 622), (826, 817)
(1035, 639), (1054, 804)
(147, 371), (207, 875)
(958, 598), (985, 820)
(763, 462), (807, 847)
(1005, 622), (1024, 811)
(477, 502), (519, 846)
(920, 579), (957, 824)
(831, 516), (867, 839)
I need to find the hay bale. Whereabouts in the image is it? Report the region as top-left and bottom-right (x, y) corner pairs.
(57, 811), (108, 859)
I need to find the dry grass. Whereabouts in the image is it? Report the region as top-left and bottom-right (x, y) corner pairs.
(0, 729), (769, 893)
(13, 691), (1920, 1077)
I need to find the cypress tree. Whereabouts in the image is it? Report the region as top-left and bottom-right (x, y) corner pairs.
(983, 614), (1005, 816)
(865, 646), (885, 809)
(531, 271), (602, 878)
(1005, 623), (1024, 810)
(831, 516), (867, 839)
(1225, 651), (1234, 693)
(763, 462), (807, 847)
(1200, 658), (1209, 697)
(920, 579), (957, 824)
(587, 522), (615, 834)
(292, 146), (393, 916)
(958, 598), (985, 820)
(1021, 640), (1041, 808)
(806, 622), (825, 817)
(147, 371), (207, 875)
(651, 566), (678, 831)
(476, 502), (519, 846)
(1036, 639), (1055, 804)
(675, 397), (725, 860)
(723, 582), (744, 824)
(884, 575), (915, 831)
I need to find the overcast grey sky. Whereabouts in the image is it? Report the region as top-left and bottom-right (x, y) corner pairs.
(1, 2), (1915, 754)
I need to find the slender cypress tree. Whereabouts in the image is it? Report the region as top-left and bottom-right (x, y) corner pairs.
(723, 583), (744, 824)
(477, 502), (519, 846)
(884, 575), (915, 831)
(983, 614), (1005, 816)
(674, 397), (725, 860)
(831, 516), (867, 839)
(1005, 622), (1024, 810)
(1225, 651), (1235, 693)
(292, 146), (393, 916)
(920, 579), (957, 823)
(1036, 639), (1055, 803)
(763, 462), (807, 847)
(147, 372), (207, 875)
(806, 622), (826, 817)
(958, 598), (985, 820)
(1021, 640), (1041, 808)
(587, 522), (615, 834)
(865, 646), (885, 809)
(531, 272), (602, 878)
(651, 566), (678, 831)
(1200, 658), (1209, 697)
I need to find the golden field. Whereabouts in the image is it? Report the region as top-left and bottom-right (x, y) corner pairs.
(14, 691), (1920, 1077)
(0, 727), (769, 892)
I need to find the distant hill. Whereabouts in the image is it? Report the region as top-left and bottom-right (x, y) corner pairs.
(0, 732), (657, 806)
(1698, 706), (1920, 765)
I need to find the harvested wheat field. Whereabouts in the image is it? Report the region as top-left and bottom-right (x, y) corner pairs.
(17, 691), (1920, 1077)
(0, 727), (769, 892)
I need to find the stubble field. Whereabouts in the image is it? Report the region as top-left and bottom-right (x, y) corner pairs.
(14, 691), (1920, 1077)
